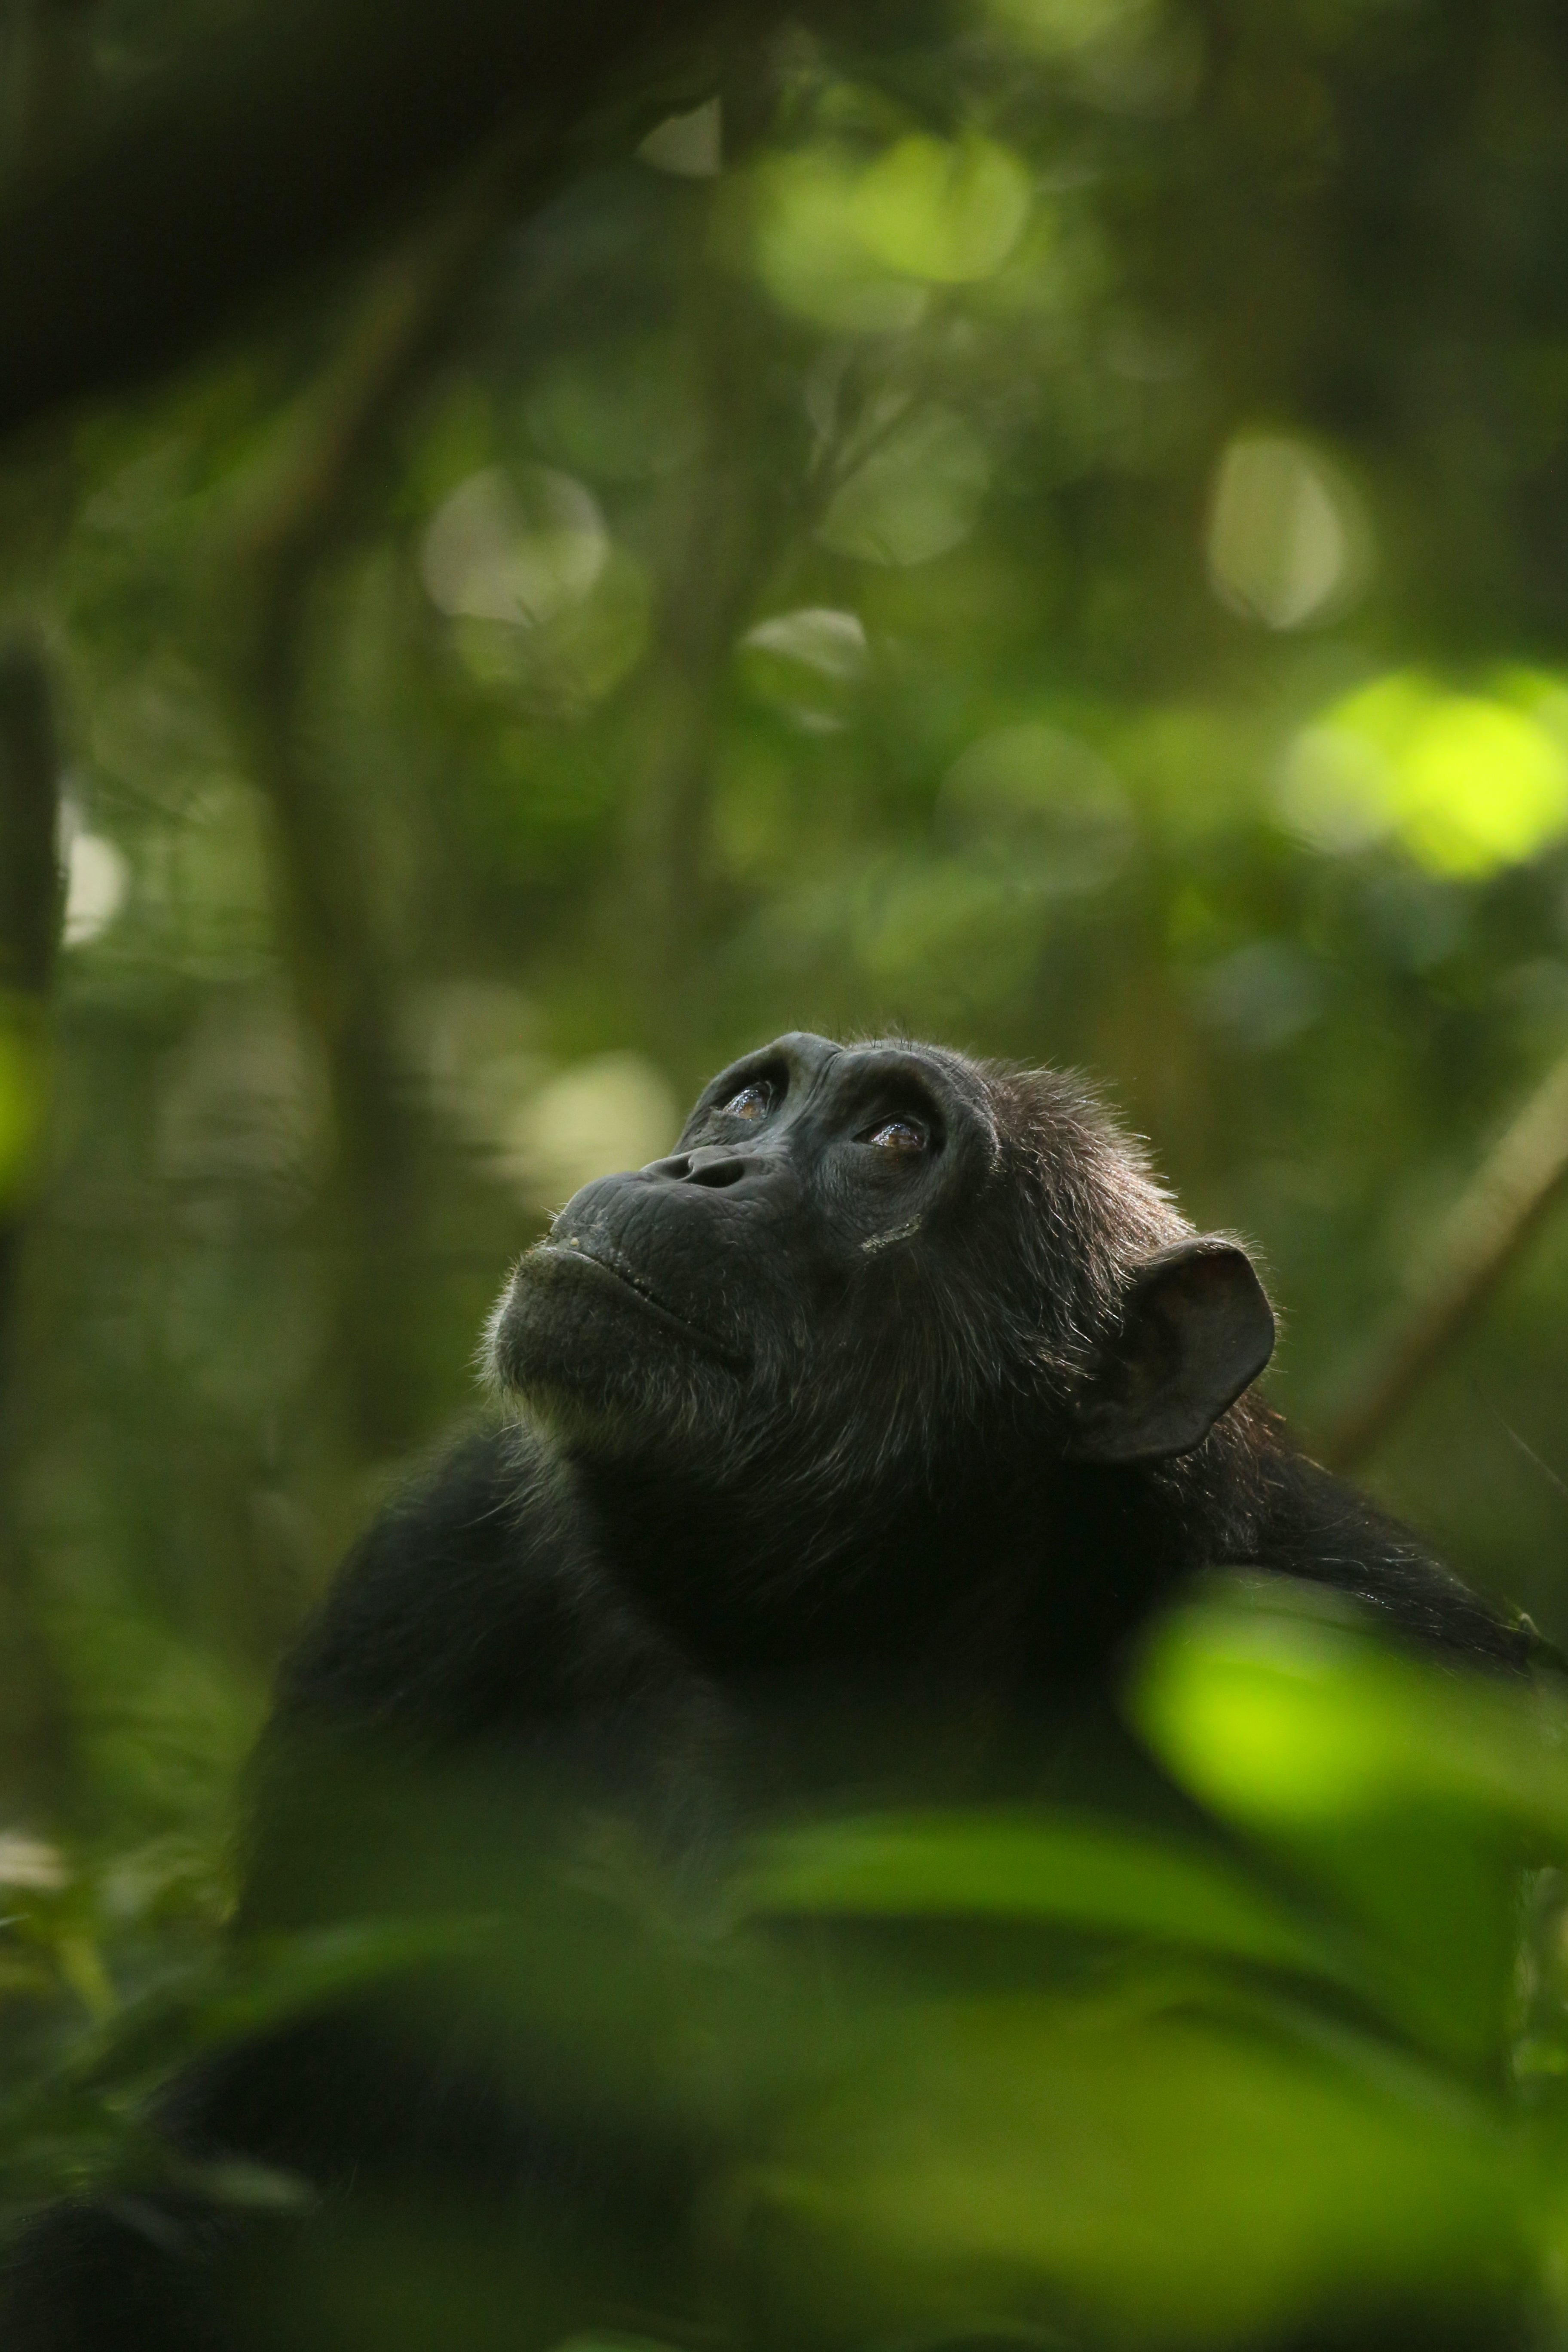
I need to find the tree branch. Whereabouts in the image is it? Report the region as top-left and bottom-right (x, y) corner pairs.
(0, 632), (68, 1811)
(0, 0), (751, 435)
(218, 165), (519, 1458)
(1320, 1050), (1568, 1471)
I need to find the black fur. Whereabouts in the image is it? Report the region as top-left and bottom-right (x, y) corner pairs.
(2, 1033), (1538, 2350)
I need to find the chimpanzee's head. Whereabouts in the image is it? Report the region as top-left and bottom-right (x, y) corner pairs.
(488, 1033), (1273, 1504)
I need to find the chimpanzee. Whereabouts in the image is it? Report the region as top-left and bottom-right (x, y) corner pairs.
(3, 1032), (1541, 2351)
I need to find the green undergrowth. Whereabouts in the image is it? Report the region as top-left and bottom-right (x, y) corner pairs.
(4, 1574), (1568, 2350)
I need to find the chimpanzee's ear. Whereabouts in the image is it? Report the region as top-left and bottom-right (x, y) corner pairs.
(1063, 1238), (1274, 1465)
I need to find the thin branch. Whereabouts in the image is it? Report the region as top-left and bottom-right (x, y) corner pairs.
(1320, 1049), (1568, 1471)
(0, 631), (61, 1009)
(0, 630), (68, 1812)
(621, 236), (810, 1007)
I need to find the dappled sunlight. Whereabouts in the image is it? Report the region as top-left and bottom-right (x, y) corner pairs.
(818, 405), (991, 566)
(752, 125), (1032, 333)
(741, 607), (870, 731)
(637, 96), (723, 181)
(1280, 672), (1568, 875)
(420, 465), (651, 709)
(849, 133), (1032, 285)
(498, 1052), (680, 1207)
(61, 830), (127, 949)
(420, 466), (608, 628)
(1207, 434), (1371, 631)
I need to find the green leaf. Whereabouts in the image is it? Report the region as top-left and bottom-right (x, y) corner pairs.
(1129, 1577), (1567, 2064)
(735, 1991), (1527, 2352)
(1131, 1577), (1568, 1840)
(739, 1808), (1352, 1986)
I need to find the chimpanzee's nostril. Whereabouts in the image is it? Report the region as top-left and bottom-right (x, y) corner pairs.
(641, 1149), (751, 1187)
(687, 1156), (747, 1189)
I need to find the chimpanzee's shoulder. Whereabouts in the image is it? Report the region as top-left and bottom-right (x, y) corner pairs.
(1256, 1448), (1549, 1673)
(264, 1415), (630, 1740)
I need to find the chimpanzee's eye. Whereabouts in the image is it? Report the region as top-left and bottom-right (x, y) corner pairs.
(722, 1082), (772, 1121)
(867, 1117), (927, 1154)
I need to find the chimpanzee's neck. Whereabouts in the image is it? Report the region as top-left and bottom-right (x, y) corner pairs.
(561, 1436), (1211, 1690)
(562, 1442), (983, 1678)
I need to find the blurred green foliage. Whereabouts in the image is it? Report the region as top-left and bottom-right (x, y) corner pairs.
(7, 0), (1568, 2340)
(5, 1579), (1568, 2346)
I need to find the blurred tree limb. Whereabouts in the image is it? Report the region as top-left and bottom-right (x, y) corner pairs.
(1322, 1052), (1568, 1472)
(0, 634), (68, 1810)
(0, 0), (720, 431)
(0, 0), (953, 438)
(1, 0), (95, 172)
(217, 161), (525, 1458)
(0, 636), (61, 1039)
(625, 273), (799, 1008)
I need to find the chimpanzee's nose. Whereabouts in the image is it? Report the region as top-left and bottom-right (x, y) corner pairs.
(642, 1147), (751, 1190)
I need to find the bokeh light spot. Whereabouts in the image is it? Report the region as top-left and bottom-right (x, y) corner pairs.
(743, 608), (868, 680)
(1195, 940), (1325, 1053)
(817, 407), (989, 566)
(636, 96), (722, 178)
(741, 609), (869, 730)
(986, 0), (1152, 57)
(501, 1054), (679, 1210)
(849, 134), (1031, 285)
(1207, 434), (1369, 630)
(1278, 672), (1568, 877)
(1399, 698), (1568, 875)
(421, 466), (608, 628)
(753, 129), (1030, 332)
(753, 150), (929, 334)
(64, 830), (129, 947)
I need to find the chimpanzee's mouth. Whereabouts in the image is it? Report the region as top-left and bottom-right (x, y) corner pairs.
(530, 1240), (747, 1369)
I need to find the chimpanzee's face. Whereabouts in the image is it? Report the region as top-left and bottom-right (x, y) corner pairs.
(488, 1032), (1006, 1469)
(490, 1030), (1272, 1488)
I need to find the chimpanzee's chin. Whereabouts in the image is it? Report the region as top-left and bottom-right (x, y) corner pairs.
(488, 1249), (744, 1450)
(490, 1252), (635, 1396)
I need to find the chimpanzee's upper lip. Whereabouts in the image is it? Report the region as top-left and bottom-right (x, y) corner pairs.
(530, 1239), (748, 1369)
